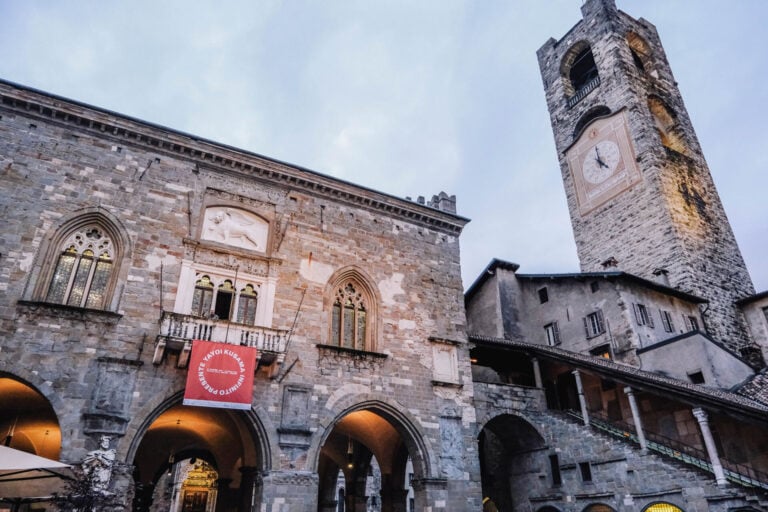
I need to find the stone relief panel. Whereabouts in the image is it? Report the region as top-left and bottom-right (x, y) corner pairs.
(281, 385), (311, 430)
(278, 385), (313, 450)
(84, 357), (141, 435)
(190, 247), (270, 277)
(439, 415), (464, 479)
(432, 343), (459, 384)
(201, 206), (269, 252)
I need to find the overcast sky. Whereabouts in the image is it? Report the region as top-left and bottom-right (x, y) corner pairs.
(1, 1), (766, 292)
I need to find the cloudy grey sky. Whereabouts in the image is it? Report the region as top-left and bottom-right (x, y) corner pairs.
(1, 1), (766, 292)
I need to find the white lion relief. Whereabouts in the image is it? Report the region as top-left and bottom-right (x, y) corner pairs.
(202, 206), (268, 251)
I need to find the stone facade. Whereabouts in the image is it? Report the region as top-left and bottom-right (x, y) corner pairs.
(465, 261), (755, 389)
(536, 0), (755, 353)
(0, 78), (479, 510)
(2, 1), (768, 511)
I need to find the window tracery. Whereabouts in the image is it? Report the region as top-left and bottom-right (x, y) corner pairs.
(332, 282), (368, 350)
(45, 226), (115, 309)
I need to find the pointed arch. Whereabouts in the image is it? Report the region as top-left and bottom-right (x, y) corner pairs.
(28, 207), (131, 311)
(324, 267), (381, 352)
(124, 389), (278, 473)
(308, 393), (439, 482)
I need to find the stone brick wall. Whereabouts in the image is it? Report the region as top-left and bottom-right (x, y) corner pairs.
(473, 381), (768, 511)
(0, 79), (480, 510)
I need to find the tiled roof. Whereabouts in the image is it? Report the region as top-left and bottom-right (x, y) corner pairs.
(469, 334), (768, 423)
(736, 369), (768, 406)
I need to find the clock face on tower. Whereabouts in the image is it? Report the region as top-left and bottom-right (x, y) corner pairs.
(565, 110), (642, 215)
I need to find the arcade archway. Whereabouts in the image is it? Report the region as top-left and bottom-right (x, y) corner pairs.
(130, 403), (265, 512)
(479, 414), (548, 511)
(317, 407), (425, 512)
(0, 376), (61, 460)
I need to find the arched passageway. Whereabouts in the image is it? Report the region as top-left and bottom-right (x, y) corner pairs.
(479, 414), (547, 511)
(0, 376), (61, 460)
(130, 403), (263, 512)
(317, 407), (425, 512)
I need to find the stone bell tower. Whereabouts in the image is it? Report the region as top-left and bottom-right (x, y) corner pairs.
(536, 0), (756, 354)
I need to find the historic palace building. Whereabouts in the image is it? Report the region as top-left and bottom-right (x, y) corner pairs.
(1, 1), (767, 511)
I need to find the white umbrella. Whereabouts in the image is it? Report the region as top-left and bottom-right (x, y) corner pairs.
(0, 445), (74, 502)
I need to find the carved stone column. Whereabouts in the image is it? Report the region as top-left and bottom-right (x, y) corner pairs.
(692, 408), (727, 485)
(623, 387), (647, 451)
(259, 470), (319, 512)
(411, 478), (448, 512)
(572, 369), (589, 425)
(531, 357), (543, 388)
(214, 478), (233, 512)
(239, 466), (259, 512)
(317, 499), (339, 512)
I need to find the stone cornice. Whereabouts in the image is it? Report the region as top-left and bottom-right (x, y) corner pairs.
(0, 79), (469, 235)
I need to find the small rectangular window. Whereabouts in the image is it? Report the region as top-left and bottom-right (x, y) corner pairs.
(590, 281), (599, 293)
(688, 371), (705, 384)
(660, 310), (674, 333)
(538, 287), (549, 304)
(584, 310), (605, 338)
(549, 454), (562, 486)
(762, 306), (768, 326)
(687, 315), (700, 332)
(544, 322), (561, 346)
(633, 303), (654, 327)
(579, 462), (593, 482)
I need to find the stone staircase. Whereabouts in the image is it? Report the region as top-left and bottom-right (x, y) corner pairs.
(536, 408), (768, 510)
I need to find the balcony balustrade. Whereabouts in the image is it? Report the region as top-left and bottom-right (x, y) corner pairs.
(153, 311), (289, 370)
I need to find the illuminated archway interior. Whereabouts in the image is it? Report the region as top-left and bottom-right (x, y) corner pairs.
(0, 376), (61, 460)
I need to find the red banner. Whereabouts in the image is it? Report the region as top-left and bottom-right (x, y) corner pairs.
(183, 340), (257, 410)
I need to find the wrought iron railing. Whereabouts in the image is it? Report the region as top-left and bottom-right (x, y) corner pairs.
(567, 76), (601, 108)
(562, 409), (768, 491)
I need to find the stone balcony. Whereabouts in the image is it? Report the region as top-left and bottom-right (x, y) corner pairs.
(153, 311), (289, 373)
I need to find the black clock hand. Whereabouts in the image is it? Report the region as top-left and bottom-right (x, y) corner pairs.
(594, 147), (609, 168)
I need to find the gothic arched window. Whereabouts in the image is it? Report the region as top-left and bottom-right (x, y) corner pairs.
(332, 282), (368, 350)
(45, 226), (115, 309)
(326, 270), (378, 352)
